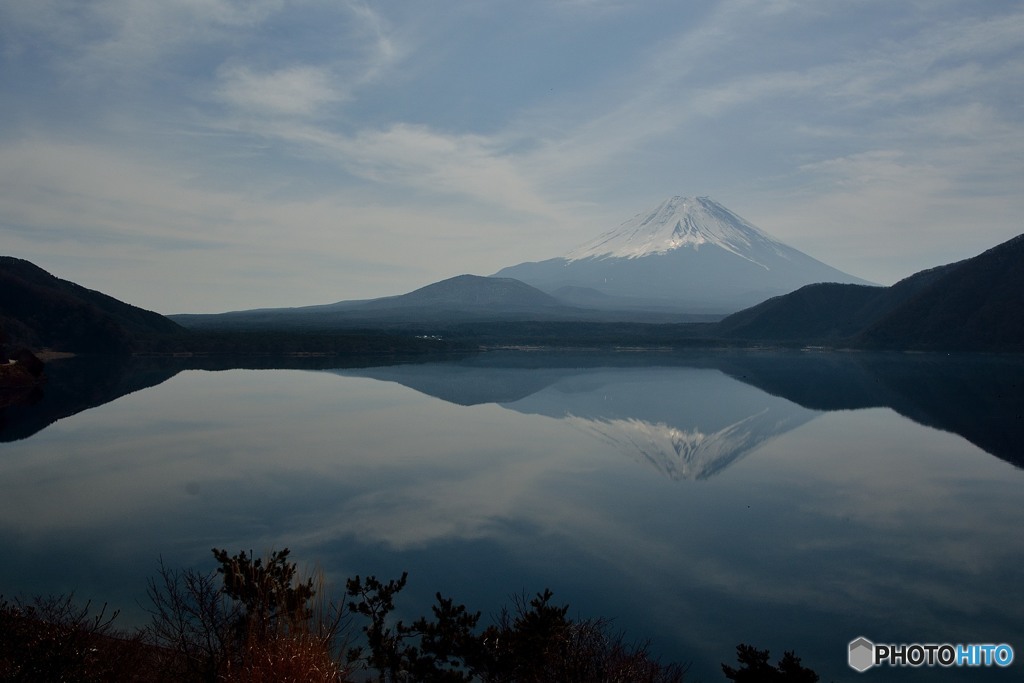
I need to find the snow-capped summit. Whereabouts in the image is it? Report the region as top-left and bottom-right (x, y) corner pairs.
(493, 195), (874, 314)
(567, 196), (784, 265)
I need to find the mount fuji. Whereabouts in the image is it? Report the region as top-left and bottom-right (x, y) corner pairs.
(493, 196), (873, 314)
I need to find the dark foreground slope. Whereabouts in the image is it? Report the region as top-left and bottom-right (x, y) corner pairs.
(858, 234), (1024, 350)
(713, 233), (1024, 352)
(0, 257), (186, 353)
(0, 257), (469, 357)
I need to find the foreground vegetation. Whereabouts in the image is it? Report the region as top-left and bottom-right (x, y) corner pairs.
(0, 548), (819, 682)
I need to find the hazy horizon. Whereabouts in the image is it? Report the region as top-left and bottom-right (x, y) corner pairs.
(2, 2), (1022, 314)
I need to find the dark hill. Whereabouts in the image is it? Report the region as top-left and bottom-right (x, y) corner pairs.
(360, 274), (564, 311)
(858, 234), (1024, 351)
(713, 262), (956, 343)
(713, 234), (1024, 352)
(713, 283), (887, 342)
(0, 257), (185, 353)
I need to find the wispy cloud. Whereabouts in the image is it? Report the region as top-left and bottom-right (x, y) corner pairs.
(1, 0), (283, 78)
(216, 64), (342, 116)
(1, 0), (1022, 309)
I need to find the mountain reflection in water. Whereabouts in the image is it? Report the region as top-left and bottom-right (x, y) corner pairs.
(4, 351), (1022, 477)
(334, 360), (818, 481)
(331, 350), (1024, 473)
(1, 349), (1022, 683)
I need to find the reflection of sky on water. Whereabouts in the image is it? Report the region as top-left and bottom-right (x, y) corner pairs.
(0, 365), (1022, 682)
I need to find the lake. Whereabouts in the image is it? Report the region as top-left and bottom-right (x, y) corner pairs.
(1, 350), (1022, 681)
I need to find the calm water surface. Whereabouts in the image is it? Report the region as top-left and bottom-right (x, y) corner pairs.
(1, 351), (1022, 682)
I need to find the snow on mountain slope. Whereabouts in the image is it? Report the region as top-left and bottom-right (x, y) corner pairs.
(567, 196), (786, 266)
(494, 195), (873, 313)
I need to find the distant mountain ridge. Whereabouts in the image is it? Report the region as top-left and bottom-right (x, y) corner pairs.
(172, 275), (578, 329)
(4, 220), (1021, 355)
(168, 228), (1024, 352)
(170, 274), (705, 330)
(350, 275), (562, 311)
(494, 196), (873, 313)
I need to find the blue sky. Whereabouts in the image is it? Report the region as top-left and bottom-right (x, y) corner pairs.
(2, 0), (1022, 313)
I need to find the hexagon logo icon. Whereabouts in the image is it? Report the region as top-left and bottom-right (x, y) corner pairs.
(849, 637), (875, 672)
